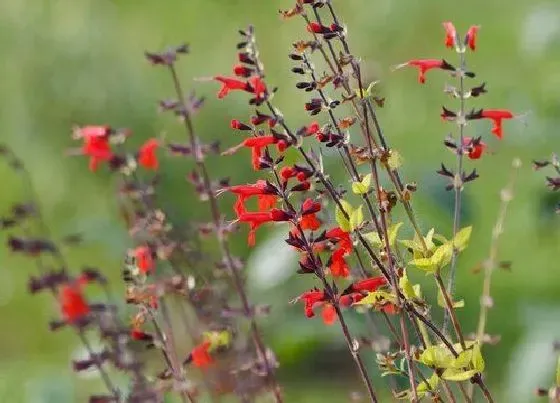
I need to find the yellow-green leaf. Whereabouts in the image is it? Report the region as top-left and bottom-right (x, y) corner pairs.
(431, 243), (453, 269)
(417, 345), (454, 369)
(349, 205), (364, 231)
(417, 372), (439, 397)
(354, 290), (397, 306)
(203, 330), (231, 351)
(452, 226), (472, 251)
(442, 369), (478, 382)
(351, 173), (372, 194)
(408, 257), (438, 274)
(399, 269), (419, 300)
(335, 199), (353, 232)
(437, 289), (465, 309)
(471, 342), (485, 372)
(387, 222), (403, 247)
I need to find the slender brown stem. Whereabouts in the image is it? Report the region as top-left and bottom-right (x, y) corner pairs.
(435, 273), (466, 349)
(444, 49), (467, 332)
(167, 64), (283, 402)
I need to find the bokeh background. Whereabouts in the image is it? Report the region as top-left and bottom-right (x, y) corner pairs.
(1, 0), (559, 402)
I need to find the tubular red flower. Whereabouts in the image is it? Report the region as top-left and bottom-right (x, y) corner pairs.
(191, 341), (213, 368)
(321, 303), (336, 325)
(346, 276), (388, 294)
(405, 59), (445, 84)
(307, 22), (331, 34)
(81, 135), (113, 172)
(59, 282), (90, 324)
(248, 76), (267, 100)
(443, 21), (457, 49)
(237, 208), (290, 246)
(462, 137), (486, 160)
(230, 119), (251, 131)
(305, 121), (320, 136)
(329, 248), (350, 278)
(300, 214), (321, 231)
(325, 227), (353, 253)
(214, 76), (250, 99)
(257, 194), (277, 211)
(233, 64), (253, 78)
(339, 292), (365, 307)
(228, 180), (275, 213)
(294, 289), (326, 318)
(134, 246), (154, 275)
(138, 138), (159, 170)
(480, 109), (514, 138)
(466, 25), (480, 51)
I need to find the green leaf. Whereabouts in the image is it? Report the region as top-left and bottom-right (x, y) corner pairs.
(351, 173), (372, 194)
(442, 369), (478, 381)
(335, 199), (353, 232)
(452, 226), (472, 251)
(471, 342), (485, 372)
(387, 222), (403, 247)
(417, 345), (454, 369)
(349, 205), (364, 231)
(408, 257), (438, 274)
(203, 330), (231, 351)
(399, 269), (419, 300)
(354, 290), (396, 306)
(417, 372), (440, 397)
(431, 243), (453, 269)
(437, 289), (465, 309)
(363, 222), (403, 249)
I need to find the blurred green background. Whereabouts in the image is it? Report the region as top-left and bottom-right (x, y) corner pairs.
(1, 0), (559, 402)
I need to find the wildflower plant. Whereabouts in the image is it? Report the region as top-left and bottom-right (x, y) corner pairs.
(3, 1), (554, 403)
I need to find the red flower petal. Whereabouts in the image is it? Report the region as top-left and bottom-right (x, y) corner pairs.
(138, 138), (159, 170)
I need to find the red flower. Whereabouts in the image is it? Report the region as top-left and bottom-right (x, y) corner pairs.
(138, 138), (159, 170)
(462, 137), (486, 160)
(293, 289), (326, 318)
(480, 109), (514, 138)
(191, 341), (213, 369)
(396, 59), (453, 84)
(443, 22), (457, 49)
(227, 180), (275, 213)
(131, 328), (153, 342)
(305, 121), (320, 136)
(257, 194), (277, 211)
(329, 247), (350, 278)
(465, 25), (480, 51)
(214, 76), (250, 99)
(233, 64), (253, 78)
(236, 206), (291, 246)
(223, 136), (282, 171)
(307, 22), (331, 34)
(325, 227), (352, 253)
(321, 303), (337, 325)
(59, 281), (90, 324)
(248, 76), (267, 100)
(81, 134), (113, 172)
(230, 119), (251, 131)
(134, 246), (154, 275)
(300, 198), (321, 231)
(339, 292), (365, 307)
(344, 276), (387, 294)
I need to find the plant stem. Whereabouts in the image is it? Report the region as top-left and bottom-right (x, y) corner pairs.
(444, 50), (467, 332)
(167, 64), (283, 403)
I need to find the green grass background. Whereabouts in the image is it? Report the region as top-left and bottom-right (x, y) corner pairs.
(0, 0), (559, 402)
